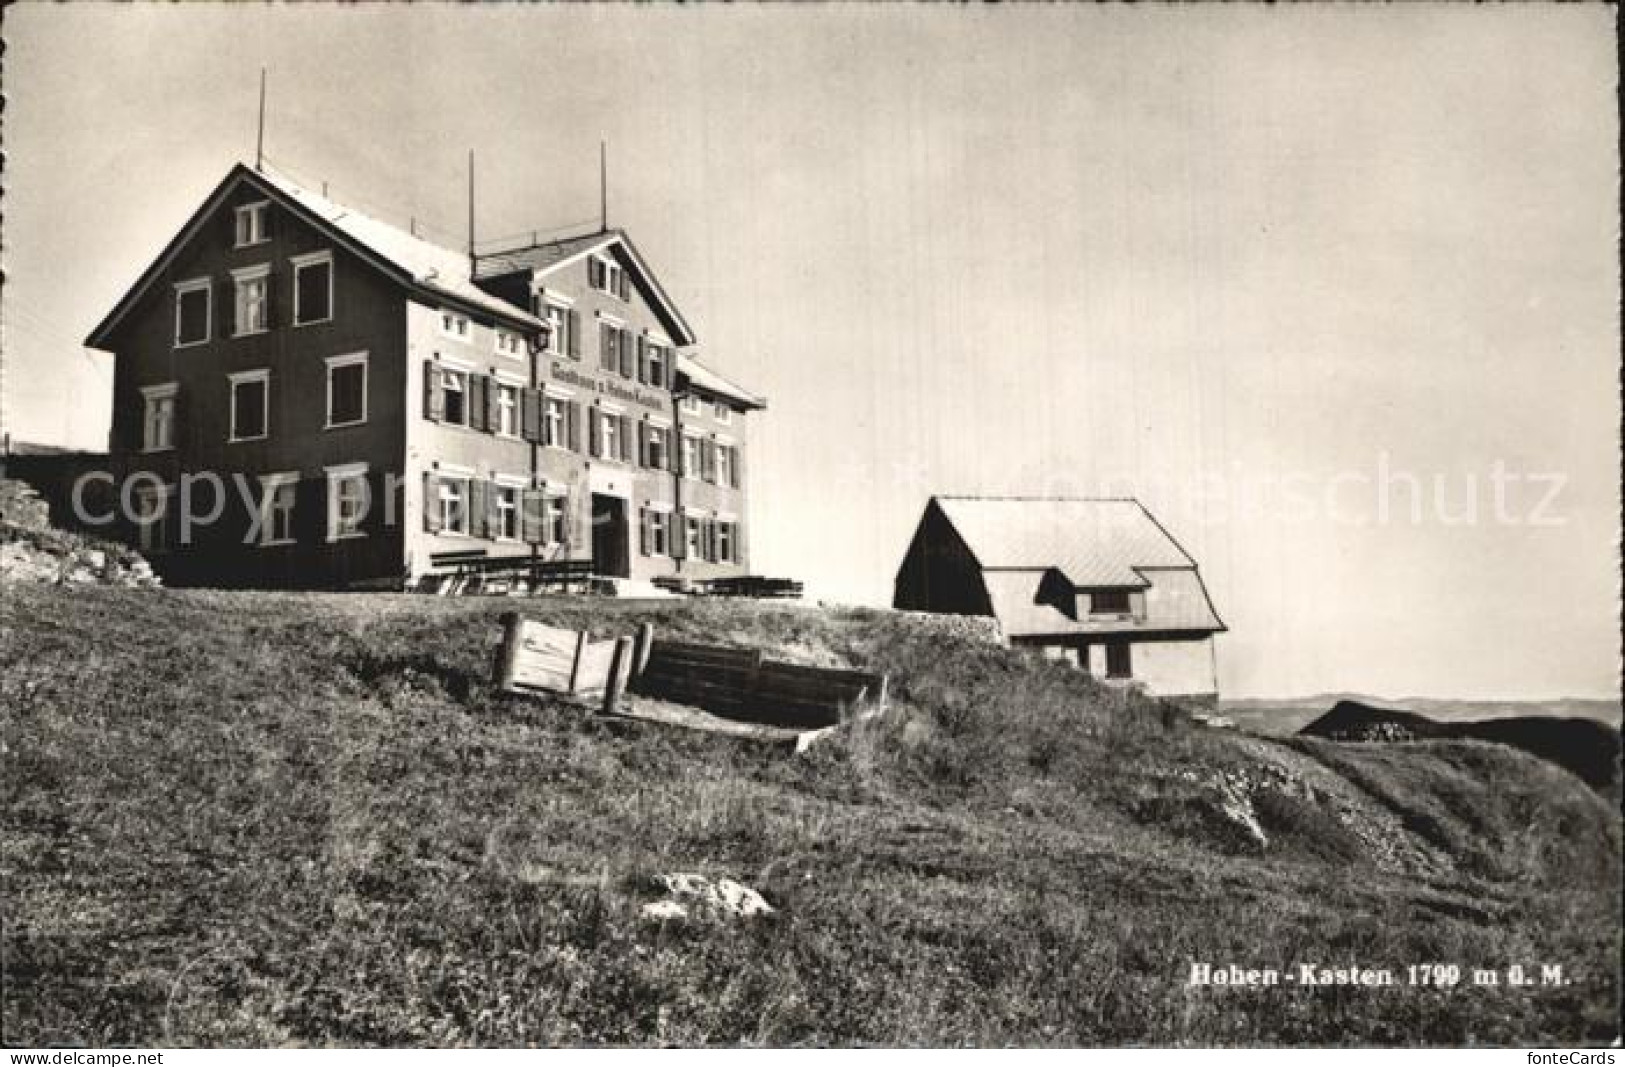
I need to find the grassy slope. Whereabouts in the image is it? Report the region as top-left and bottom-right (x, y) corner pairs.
(2, 587), (1618, 1047)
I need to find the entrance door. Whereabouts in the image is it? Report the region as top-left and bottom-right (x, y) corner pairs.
(590, 494), (629, 578)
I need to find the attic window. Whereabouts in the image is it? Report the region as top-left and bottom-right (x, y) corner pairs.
(440, 311), (471, 340)
(1090, 590), (1132, 615)
(173, 279), (211, 348)
(589, 254), (628, 300)
(235, 202), (269, 247)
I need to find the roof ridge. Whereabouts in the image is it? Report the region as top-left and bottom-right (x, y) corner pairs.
(933, 494), (1144, 503)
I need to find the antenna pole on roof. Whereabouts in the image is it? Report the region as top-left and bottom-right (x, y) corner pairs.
(599, 140), (608, 234)
(467, 150), (476, 272)
(255, 68), (267, 172)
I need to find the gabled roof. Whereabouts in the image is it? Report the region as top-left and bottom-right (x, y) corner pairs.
(86, 162), (544, 348)
(677, 354), (766, 411)
(472, 228), (697, 347)
(934, 496), (1196, 588)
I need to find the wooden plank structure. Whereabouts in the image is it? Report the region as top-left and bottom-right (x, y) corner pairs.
(430, 552), (596, 596)
(650, 575), (805, 599)
(631, 637), (885, 729)
(496, 612), (634, 711)
(495, 616), (887, 736)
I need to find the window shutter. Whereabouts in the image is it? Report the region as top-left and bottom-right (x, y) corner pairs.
(521, 489), (543, 544)
(620, 416), (633, 462)
(568, 402), (582, 452)
(469, 478), (489, 539)
(519, 388), (537, 442)
(617, 267), (629, 301)
(619, 329), (634, 377)
(589, 257), (602, 290)
(362, 470), (388, 538)
(567, 309), (581, 358)
(673, 514), (687, 560)
(638, 508), (650, 557)
(587, 408), (600, 457)
(637, 422), (650, 467)
(600, 325), (613, 371)
(424, 362), (444, 421)
(637, 336), (648, 383)
(423, 473), (443, 533)
(702, 439), (716, 482)
(468, 374), (488, 431)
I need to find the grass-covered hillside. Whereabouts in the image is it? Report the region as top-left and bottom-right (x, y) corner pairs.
(3, 586), (1619, 1046)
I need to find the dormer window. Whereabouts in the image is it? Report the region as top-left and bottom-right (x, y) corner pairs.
(1090, 590), (1132, 615)
(234, 202), (269, 247)
(589, 254), (628, 300)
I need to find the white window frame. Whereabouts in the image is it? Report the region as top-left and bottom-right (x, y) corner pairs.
(135, 483), (177, 555)
(684, 514), (704, 560)
(438, 474), (471, 536)
(492, 376), (522, 438)
(325, 462), (370, 542)
(540, 295), (573, 356)
(716, 443), (736, 489)
(291, 250), (334, 327)
(679, 394), (703, 416)
(140, 382), (178, 453)
(543, 489), (568, 546)
(591, 254), (624, 297)
(258, 471), (298, 547)
(231, 264), (271, 338)
(543, 396), (567, 449)
(493, 476), (525, 541)
(228, 369), (271, 443)
(439, 310), (471, 341)
(597, 411), (620, 461)
(645, 505), (673, 557)
(645, 423), (669, 471)
(234, 201), (270, 248)
(713, 401), (731, 424)
(494, 329), (524, 360)
(440, 367), (469, 427)
(173, 278), (211, 349)
(716, 520), (736, 564)
(681, 432), (701, 480)
(324, 351), (368, 429)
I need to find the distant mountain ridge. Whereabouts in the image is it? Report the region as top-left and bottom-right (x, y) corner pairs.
(1222, 694), (1620, 738)
(1298, 700), (1621, 792)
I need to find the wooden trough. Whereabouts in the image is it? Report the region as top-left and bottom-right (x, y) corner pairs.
(494, 615), (886, 740)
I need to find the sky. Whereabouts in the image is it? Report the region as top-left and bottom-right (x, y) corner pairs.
(2, 5), (1618, 700)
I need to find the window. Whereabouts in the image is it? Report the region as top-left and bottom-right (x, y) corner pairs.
(495, 330), (524, 359)
(234, 202), (269, 247)
(714, 401), (731, 424)
(544, 492), (568, 546)
(681, 433), (701, 479)
(135, 484), (174, 555)
(1106, 643), (1133, 680)
(589, 254), (626, 299)
(645, 342), (667, 388)
(441, 369), (468, 426)
(174, 279), (211, 347)
(598, 411), (620, 461)
(679, 395), (702, 416)
(716, 445), (737, 489)
(437, 476), (469, 535)
(494, 382), (519, 437)
(1090, 590), (1133, 615)
(232, 265), (270, 336)
(642, 508), (672, 557)
(644, 424), (669, 470)
(141, 384), (177, 452)
(292, 252), (333, 325)
(228, 370), (270, 442)
(326, 464), (369, 541)
(323, 353), (367, 429)
(600, 322), (626, 374)
(259, 473), (297, 546)
(716, 521), (737, 564)
(494, 483), (520, 540)
(685, 515), (704, 560)
(440, 311), (471, 340)
(543, 397), (567, 448)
